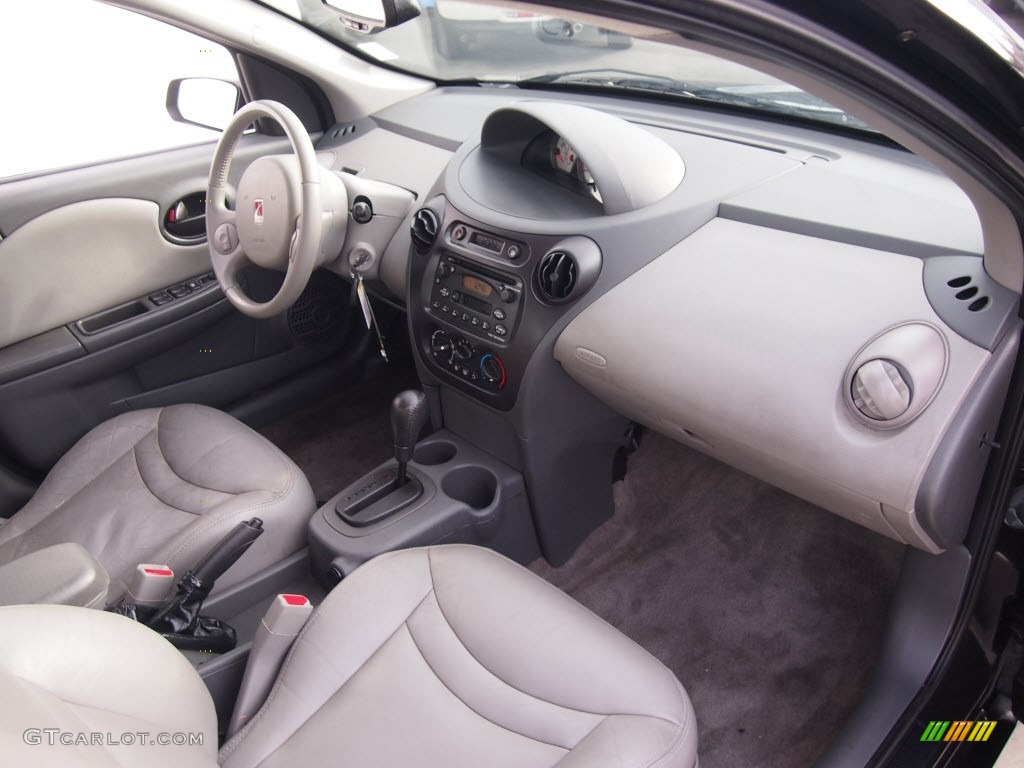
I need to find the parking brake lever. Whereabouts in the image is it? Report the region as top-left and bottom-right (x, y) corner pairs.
(189, 517), (264, 584)
(145, 517), (265, 652)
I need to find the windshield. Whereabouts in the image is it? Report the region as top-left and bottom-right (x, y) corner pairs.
(260, 0), (874, 132)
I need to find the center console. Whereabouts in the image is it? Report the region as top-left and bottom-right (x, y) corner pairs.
(307, 385), (539, 583)
(308, 428), (538, 582)
(409, 198), (602, 410)
(301, 193), (617, 584)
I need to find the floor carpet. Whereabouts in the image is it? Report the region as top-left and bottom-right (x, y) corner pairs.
(258, 360), (420, 504)
(530, 430), (905, 768)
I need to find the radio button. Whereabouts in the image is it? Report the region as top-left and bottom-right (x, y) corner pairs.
(493, 308), (506, 321)
(453, 226), (467, 241)
(440, 287), (450, 297)
(507, 245), (521, 260)
(495, 324), (508, 337)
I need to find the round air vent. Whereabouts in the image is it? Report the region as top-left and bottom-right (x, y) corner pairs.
(851, 359), (911, 421)
(536, 250), (578, 302)
(843, 322), (948, 430)
(410, 208), (439, 255)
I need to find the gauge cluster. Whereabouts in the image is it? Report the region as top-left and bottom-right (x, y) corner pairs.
(523, 130), (602, 202)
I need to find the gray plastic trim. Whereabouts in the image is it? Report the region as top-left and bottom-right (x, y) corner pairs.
(0, 328), (85, 387)
(814, 546), (969, 768)
(373, 116), (464, 152)
(478, 102), (685, 216)
(914, 320), (1021, 548)
(308, 430), (540, 581)
(68, 281), (225, 354)
(459, 148), (604, 221)
(922, 255), (1020, 351)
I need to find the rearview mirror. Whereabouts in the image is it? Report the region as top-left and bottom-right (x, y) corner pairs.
(321, 0), (420, 34)
(166, 78), (242, 132)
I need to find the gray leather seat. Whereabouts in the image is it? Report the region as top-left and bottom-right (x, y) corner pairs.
(0, 404), (314, 603)
(0, 545), (699, 767)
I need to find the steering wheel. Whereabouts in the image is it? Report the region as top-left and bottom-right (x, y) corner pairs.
(206, 100), (347, 318)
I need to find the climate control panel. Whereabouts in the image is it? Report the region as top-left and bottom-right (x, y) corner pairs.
(429, 329), (507, 391)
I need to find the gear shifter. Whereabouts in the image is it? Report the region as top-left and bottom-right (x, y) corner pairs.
(392, 389), (428, 486)
(335, 390), (427, 527)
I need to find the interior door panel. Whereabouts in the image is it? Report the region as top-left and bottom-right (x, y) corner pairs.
(0, 197), (209, 348)
(0, 135), (294, 235)
(0, 135), (364, 517)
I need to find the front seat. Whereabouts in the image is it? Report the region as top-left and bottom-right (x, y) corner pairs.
(0, 404), (314, 603)
(0, 545), (698, 768)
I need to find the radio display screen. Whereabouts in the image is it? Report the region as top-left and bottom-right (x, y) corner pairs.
(470, 232), (505, 253)
(459, 292), (492, 316)
(461, 275), (493, 299)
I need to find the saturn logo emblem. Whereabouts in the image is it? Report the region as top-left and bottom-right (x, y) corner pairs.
(253, 199), (264, 225)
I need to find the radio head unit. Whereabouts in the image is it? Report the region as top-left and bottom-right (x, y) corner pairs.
(429, 253), (522, 344)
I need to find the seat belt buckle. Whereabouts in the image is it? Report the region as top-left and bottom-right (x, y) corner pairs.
(126, 564), (175, 607)
(263, 594), (314, 635)
(226, 594), (315, 738)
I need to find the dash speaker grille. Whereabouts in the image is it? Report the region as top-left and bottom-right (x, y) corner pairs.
(286, 269), (349, 346)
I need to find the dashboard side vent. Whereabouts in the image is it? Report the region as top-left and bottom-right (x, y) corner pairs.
(537, 251), (578, 302)
(946, 276), (990, 312)
(922, 255), (1016, 350)
(410, 208), (439, 255)
(328, 122), (357, 140)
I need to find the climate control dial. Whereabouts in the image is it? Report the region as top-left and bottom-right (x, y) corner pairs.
(430, 330), (453, 362)
(454, 338), (473, 362)
(479, 354), (506, 389)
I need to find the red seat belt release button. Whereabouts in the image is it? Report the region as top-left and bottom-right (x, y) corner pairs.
(264, 594), (314, 635)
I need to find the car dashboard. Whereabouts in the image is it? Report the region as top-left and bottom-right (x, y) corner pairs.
(312, 85), (1021, 557)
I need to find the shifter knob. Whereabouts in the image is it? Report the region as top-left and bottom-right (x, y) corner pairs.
(391, 390), (428, 481)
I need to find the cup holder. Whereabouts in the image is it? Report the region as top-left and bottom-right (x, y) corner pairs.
(441, 466), (498, 510)
(413, 440), (457, 466)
